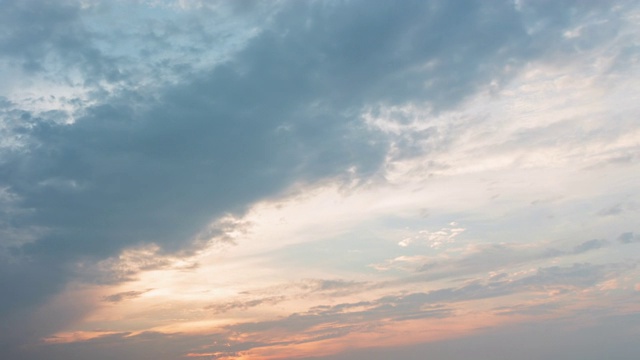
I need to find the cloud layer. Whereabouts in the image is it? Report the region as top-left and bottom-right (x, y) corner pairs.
(1, 0), (640, 359)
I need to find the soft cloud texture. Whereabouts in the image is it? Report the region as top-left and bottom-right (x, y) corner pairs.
(1, 0), (639, 359)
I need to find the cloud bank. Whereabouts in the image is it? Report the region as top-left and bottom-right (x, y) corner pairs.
(1, 0), (639, 359)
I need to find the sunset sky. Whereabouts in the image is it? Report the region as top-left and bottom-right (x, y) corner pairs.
(1, 1), (640, 359)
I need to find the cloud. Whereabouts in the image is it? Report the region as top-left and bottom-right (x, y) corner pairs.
(492, 302), (561, 316)
(398, 223), (464, 248)
(299, 312), (640, 360)
(28, 331), (227, 360)
(410, 262), (617, 304)
(1, 0), (638, 358)
(102, 289), (154, 303)
(376, 238), (609, 280)
(206, 278), (372, 314)
(0, 1), (95, 73)
(618, 232), (640, 244)
(572, 239), (608, 254)
(225, 294), (454, 342)
(598, 202), (639, 217)
(0, 0), (526, 317)
(205, 296), (288, 315)
(221, 262), (622, 351)
(192, 262), (624, 358)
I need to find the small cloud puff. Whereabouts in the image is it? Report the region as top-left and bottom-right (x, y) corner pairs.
(398, 222), (465, 248)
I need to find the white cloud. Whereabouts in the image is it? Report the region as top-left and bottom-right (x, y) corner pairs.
(1, 1), (640, 359)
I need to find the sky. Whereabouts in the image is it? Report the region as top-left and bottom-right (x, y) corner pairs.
(1, 0), (639, 359)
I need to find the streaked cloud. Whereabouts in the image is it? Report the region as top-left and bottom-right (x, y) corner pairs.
(1, 0), (639, 359)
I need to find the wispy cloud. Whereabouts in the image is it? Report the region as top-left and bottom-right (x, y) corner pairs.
(102, 289), (154, 303)
(1, 0), (640, 359)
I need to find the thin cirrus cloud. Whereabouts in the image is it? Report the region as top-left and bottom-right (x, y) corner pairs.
(1, 0), (640, 359)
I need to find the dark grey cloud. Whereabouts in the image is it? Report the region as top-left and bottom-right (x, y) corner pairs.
(23, 310), (640, 360)
(492, 302), (561, 316)
(0, 0), (123, 82)
(102, 288), (153, 303)
(12, 261), (637, 360)
(514, 262), (617, 289)
(572, 239), (608, 253)
(598, 202), (638, 217)
(415, 262), (616, 304)
(227, 293), (453, 337)
(0, 0), (627, 356)
(0, 0), (84, 72)
(206, 278), (371, 314)
(408, 238), (610, 283)
(205, 295), (288, 314)
(22, 331), (228, 360)
(618, 232), (640, 244)
(226, 262), (616, 340)
(301, 312), (640, 360)
(204, 262), (620, 357)
(599, 203), (625, 216)
(295, 278), (372, 296)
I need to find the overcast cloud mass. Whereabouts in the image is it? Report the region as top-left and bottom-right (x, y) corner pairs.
(1, 0), (639, 359)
